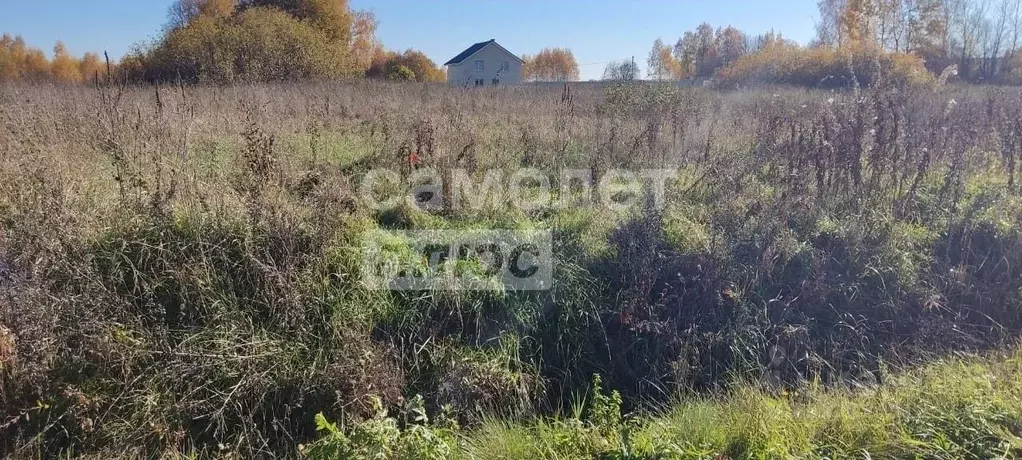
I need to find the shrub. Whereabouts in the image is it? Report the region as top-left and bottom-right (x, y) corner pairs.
(716, 43), (933, 89)
(387, 64), (415, 81)
(145, 8), (356, 83)
(368, 49), (445, 82)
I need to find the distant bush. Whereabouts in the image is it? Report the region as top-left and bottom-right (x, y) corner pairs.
(367, 49), (445, 82)
(386, 64), (415, 81)
(127, 0), (381, 83)
(716, 43), (933, 89)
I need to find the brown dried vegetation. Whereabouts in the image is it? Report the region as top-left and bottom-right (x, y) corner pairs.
(1, 80), (1022, 456)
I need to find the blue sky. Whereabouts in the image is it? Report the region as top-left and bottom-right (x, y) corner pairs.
(0, 0), (820, 80)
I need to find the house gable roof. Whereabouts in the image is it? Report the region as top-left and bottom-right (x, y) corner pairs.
(444, 39), (524, 66)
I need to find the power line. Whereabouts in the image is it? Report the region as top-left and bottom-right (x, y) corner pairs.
(576, 57), (637, 67)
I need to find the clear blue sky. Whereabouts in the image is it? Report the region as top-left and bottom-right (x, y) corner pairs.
(0, 0), (820, 80)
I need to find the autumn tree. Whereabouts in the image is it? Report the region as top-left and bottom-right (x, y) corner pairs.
(366, 49), (444, 82)
(0, 34), (27, 80)
(168, 0), (236, 29)
(521, 47), (579, 81)
(669, 23), (749, 79)
(647, 38), (679, 80)
(302, 0), (354, 42)
(51, 42), (82, 82)
(716, 26), (749, 68)
(144, 0), (376, 82)
(79, 52), (106, 83)
(23, 48), (50, 81)
(0, 34), (109, 83)
(235, 0), (353, 41)
(350, 10), (378, 71)
(809, 0), (1022, 82)
(395, 49), (444, 82)
(841, 0), (880, 46)
(672, 23), (722, 79)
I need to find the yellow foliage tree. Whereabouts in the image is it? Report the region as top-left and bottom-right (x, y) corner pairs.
(0, 34), (24, 80)
(366, 48), (444, 82)
(148, 0), (374, 82)
(169, 0), (236, 29)
(303, 0), (353, 43)
(522, 47), (579, 81)
(0, 35), (108, 83)
(716, 42), (932, 89)
(840, 0), (878, 46)
(23, 48), (50, 81)
(350, 10), (378, 72)
(51, 42), (83, 83)
(79, 52), (106, 83)
(201, 0), (236, 17)
(647, 38), (681, 80)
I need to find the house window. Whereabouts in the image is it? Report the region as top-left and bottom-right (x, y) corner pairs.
(492, 78), (500, 86)
(474, 79), (485, 87)
(474, 60), (484, 72)
(501, 61), (510, 72)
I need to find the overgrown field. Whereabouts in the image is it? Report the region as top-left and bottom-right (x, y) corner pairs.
(2, 81), (1022, 458)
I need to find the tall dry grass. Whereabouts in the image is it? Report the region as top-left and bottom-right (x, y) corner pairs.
(1, 80), (1022, 456)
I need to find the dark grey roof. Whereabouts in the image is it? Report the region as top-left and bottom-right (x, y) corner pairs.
(444, 39), (495, 66)
(444, 39), (524, 66)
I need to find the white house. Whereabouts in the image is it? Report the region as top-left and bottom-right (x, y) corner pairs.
(444, 39), (523, 87)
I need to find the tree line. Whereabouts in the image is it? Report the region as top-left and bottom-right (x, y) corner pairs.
(120, 0), (448, 83)
(0, 36), (108, 83)
(1, 0), (448, 84)
(638, 0), (1022, 86)
(816, 0), (1021, 83)
(2, 0), (1020, 86)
